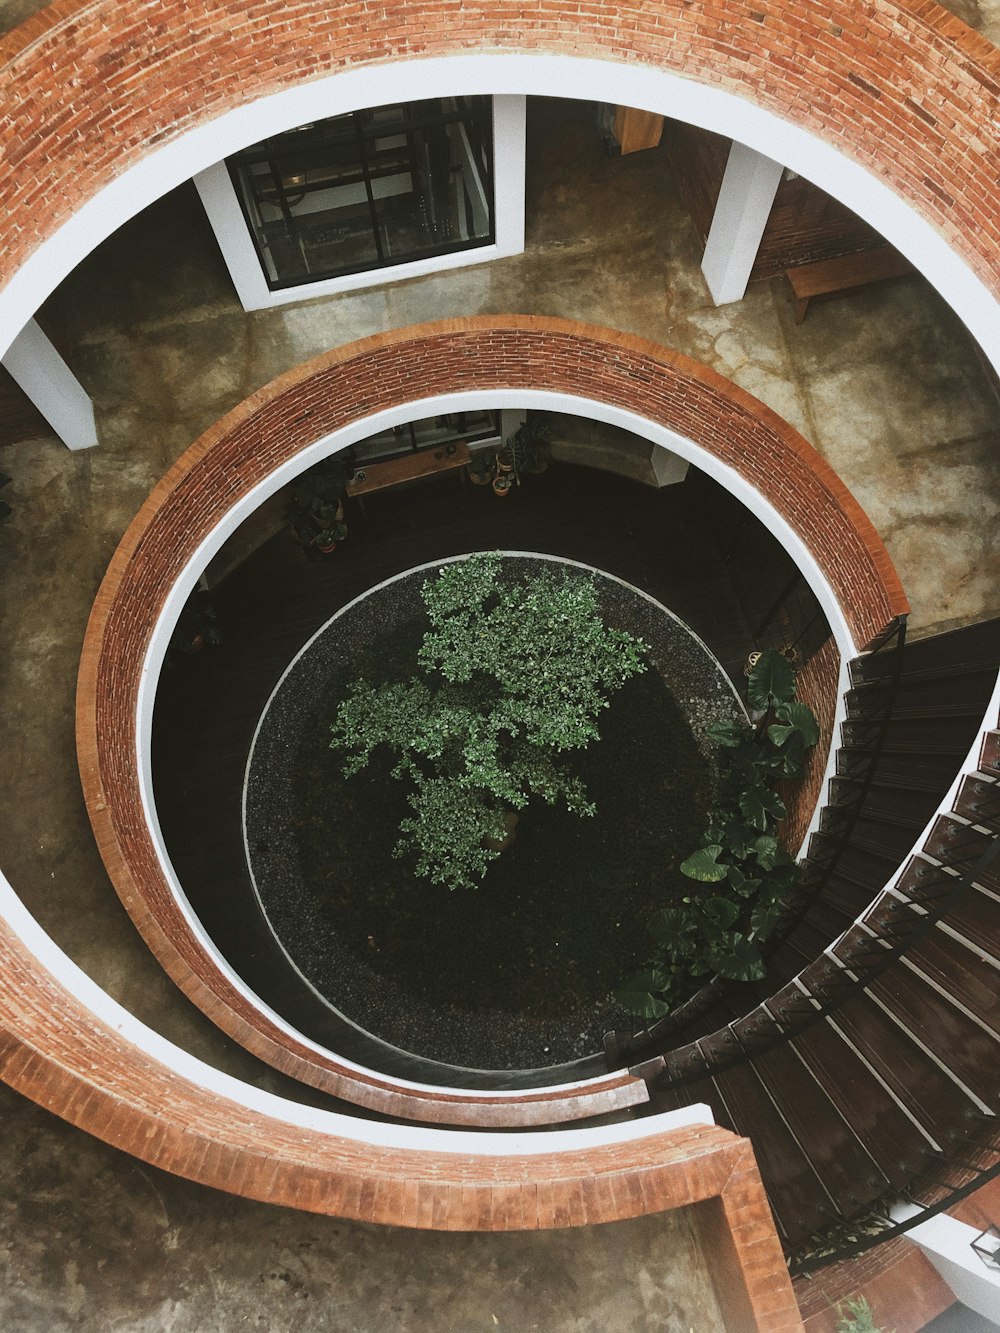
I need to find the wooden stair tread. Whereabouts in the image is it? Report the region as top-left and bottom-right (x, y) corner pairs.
(939, 885), (1000, 960)
(712, 1061), (834, 1244)
(750, 1041), (891, 1216)
(868, 961), (1000, 1107)
(954, 775), (1000, 833)
(852, 619), (1000, 681)
(794, 1018), (930, 1190)
(905, 927), (1000, 1032)
(834, 992), (983, 1143)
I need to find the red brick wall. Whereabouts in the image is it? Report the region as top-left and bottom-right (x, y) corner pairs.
(77, 317), (906, 1111)
(0, 909), (805, 1333)
(781, 635), (843, 853)
(0, 0), (997, 310)
(795, 1236), (953, 1332)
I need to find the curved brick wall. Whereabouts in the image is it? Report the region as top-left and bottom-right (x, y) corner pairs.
(0, 0), (997, 314)
(0, 1), (986, 1288)
(77, 317), (907, 1111)
(0, 907), (807, 1333)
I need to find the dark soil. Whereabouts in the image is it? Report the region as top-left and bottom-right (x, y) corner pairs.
(294, 661), (706, 1016)
(245, 556), (742, 1068)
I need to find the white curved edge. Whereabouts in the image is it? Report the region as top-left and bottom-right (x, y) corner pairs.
(799, 654), (854, 852)
(239, 551), (750, 1044)
(0, 53), (997, 377)
(132, 387), (856, 1096)
(0, 868), (714, 1154)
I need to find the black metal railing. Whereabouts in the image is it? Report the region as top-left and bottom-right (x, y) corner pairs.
(605, 616), (909, 1067)
(789, 1131), (1000, 1275)
(635, 815), (998, 1091)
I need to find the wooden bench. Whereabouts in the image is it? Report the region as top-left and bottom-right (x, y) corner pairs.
(786, 246), (914, 323)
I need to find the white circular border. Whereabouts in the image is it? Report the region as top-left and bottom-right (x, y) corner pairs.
(239, 550), (748, 1067)
(133, 392), (854, 1102)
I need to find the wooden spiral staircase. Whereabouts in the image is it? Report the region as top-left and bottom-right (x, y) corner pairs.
(615, 618), (1000, 1262)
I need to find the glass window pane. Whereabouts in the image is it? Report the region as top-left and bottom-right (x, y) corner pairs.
(228, 97), (495, 290)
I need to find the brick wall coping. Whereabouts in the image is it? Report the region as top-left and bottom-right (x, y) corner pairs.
(0, 1), (998, 363)
(76, 317), (907, 1121)
(0, 2), (1000, 367)
(0, 878), (804, 1329)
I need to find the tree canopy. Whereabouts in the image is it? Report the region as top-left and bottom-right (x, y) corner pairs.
(330, 553), (647, 890)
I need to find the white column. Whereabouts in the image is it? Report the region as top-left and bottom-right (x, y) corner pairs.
(701, 142), (783, 306)
(891, 1202), (1000, 1326)
(492, 94), (526, 257)
(500, 407), (527, 442)
(651, 447), (689, 487)
(193, 162), (271, 311)
(1, 318), (98, 450)
(195, 94), (527, 312)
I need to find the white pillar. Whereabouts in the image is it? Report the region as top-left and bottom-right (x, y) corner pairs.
(891, 1201), (1000, 1326)
(500, 407), (527, 442)
(1, 319), (98, 450)
(193, 162), (268, 311)
(492, 94), (526, 257)
(701, 142), (784, 306)
(195, 94), (527, 312)
(651, 448), (689, 487)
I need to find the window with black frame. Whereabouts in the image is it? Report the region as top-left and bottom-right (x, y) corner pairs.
(351, 410), (501, 466)
(227, 97), (495, 289)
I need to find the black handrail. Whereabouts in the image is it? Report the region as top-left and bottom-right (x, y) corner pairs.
(789, 1132), (1000, 1275)
(605, 616), (909, 1066)
(637, 821), (999, 1091)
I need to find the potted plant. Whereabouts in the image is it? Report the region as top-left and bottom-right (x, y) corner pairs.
(466, 448), (496, 486)
(286, 457), (350, 555)
(169, 591), (222, 657)
(491, 469), (514, 497)
(296, 499), (347, 553)
(504, 421), (552, 479)
(497, 419), (552, 482)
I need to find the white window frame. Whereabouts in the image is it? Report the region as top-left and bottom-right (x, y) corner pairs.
(194, 94), (526, 311)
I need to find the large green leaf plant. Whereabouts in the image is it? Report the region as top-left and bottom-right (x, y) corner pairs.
(619, 649), (820, 1020)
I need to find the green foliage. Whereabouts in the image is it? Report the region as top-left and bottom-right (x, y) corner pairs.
(497, 418), (552, 476)
(466, 449), (497, 483)
(835, 1296), (893, 1333)
(619, 649), (819, 1018)
(287, 456), (350, 549)
(746, 648), (796, 710)
(330, 553), (647, 890)
(679, 844), (729, 882)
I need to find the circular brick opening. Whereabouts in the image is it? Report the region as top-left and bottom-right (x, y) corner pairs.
(78, 318), (907, 1116)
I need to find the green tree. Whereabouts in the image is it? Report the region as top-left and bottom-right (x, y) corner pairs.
(330, 553), (647, 890)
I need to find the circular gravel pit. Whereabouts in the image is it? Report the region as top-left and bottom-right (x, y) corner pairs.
(244, 553), (744, 1069)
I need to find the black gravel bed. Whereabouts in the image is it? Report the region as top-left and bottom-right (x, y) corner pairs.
(244, 554), (744, 1069)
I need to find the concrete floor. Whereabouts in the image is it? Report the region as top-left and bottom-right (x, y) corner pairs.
(1, 89), (998, 1328)
(30, 101), (1000, 640)
(0, 1081), (727, 1333)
